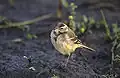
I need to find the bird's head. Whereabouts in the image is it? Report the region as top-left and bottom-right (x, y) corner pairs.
(54, 22), (69, 35)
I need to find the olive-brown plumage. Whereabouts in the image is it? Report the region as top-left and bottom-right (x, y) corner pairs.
(50, 22), (95, 56)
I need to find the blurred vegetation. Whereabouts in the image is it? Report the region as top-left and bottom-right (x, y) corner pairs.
(0, 14), (53, 39)
(0, 14), (53, 29)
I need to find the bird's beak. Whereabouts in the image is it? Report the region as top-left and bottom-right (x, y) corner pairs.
(54, 28), (59, 35)
(54, 28), (59, 34)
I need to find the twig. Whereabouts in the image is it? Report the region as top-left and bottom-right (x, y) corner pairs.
(0, 13), (53, 28)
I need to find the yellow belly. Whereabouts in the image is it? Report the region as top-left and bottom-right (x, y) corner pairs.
(56, 41), (79, 55)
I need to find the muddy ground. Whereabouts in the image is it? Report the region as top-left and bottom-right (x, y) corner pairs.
(0, 0), (120, 78)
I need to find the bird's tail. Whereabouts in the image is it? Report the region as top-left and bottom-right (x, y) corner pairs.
(79, 44), (95, 52)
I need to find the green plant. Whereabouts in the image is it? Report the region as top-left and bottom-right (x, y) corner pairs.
(110, 23), (120, 78)
(100, 10), (112, 40)
(100, 16), (120, 78)
(68, 2), (77, 31)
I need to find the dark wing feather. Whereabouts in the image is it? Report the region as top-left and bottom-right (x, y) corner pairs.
(67, 28), (82, 44)
(70, 36), (82, 44)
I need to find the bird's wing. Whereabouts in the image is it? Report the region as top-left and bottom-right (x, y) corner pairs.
(67, 28), (95, 51)
(67, 28), (82, 44)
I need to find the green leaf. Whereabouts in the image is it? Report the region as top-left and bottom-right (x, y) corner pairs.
(79, 22), (86, 33)
(112, 23), (118, 34)
(32, 34), (38, 39)
(26, 33), (37, 39)
(51, 74), (60, 78)
(88, 17), (95, 25)
(83, 15), (88, 23)
(68, 15), (74, 20)
(27, 33), (33, 39)
(80, 27), (85, 33)
(61, 0), (69, 8)
(99, 20), (105, 25)
(116, 44), (120, 49)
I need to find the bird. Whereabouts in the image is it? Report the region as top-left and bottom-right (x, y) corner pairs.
(50, 22), (95, 65)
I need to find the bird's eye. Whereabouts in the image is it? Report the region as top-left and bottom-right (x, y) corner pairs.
(60, 27), (64, 29)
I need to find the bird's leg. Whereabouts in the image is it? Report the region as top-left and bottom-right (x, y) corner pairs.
(65, 54), (71, 67)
